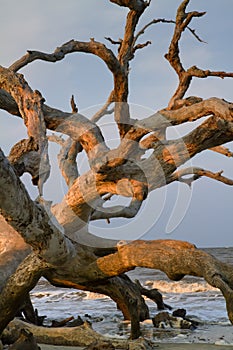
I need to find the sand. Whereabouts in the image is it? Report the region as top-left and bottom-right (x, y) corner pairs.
(37, 323), (233, 349)
(40, 344), (233, 350)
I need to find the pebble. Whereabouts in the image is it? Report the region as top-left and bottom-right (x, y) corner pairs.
(214, 339), (231, 346)
(176, 334), (187, 338)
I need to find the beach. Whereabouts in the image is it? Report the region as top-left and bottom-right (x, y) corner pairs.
(36, 323), (233, 349)
(40, 345), (233, 350)
(29, 248), (233, 349)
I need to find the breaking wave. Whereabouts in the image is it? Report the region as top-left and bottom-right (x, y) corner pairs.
(145, 280), (218, 294)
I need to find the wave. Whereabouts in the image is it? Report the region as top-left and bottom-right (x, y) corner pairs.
(31, 289), (110, 301)
(31, 280), (219, 303)
(144, 280), (219, 294)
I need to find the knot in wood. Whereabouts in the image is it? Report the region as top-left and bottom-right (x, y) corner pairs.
(117, 240), (128, 249)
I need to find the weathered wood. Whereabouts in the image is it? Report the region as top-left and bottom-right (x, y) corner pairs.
(3, 319), (155, 349)
(0, 252), (49, 334)
(0, 0), (233, 342)
(135, 279), (172, 310)
(7, 328), (40, 350)
(2, 319), (127, 348)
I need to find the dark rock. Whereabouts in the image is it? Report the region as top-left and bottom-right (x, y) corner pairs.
(172, 308), (198, 329)
(67, 316), (84, 327)
(172, 308), (186, 318)
(152, 311), (170, 328)
(152, 311), (193, 329)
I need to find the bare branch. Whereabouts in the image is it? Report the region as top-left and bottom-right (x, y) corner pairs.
(210, 145), (233, 157)
(139, 130), (165, 150)
(64, 163), (148, 222)
(70, 95), (78, 113)
(57, 138), (80, 187)
(163, 0), (207, 108)
(105, 37), (122, 46)
(0, 85), (109, 167)
(135, 279), (172, 310)
(112, 2), (148, 138)
(9, 39), (121, 76)
(134, 18), (205, 48)
(187, 26), (207, 43)
(168, 167), (233, 187)
(0, 88), (20, 115)
(110, 0), (147, 12)
(187, 65), (233, 79)
(47, 134), (65, 146)
(136, 97), (233, 133)
(91, 198), (143, 221)
(48, 134), (80, 187)
(91, 90), (115, 123)
(163, 116), (233, 168)
(133, 40), (151, 53)
(138, 108), (233, 192)
(92, 97), (233, 181)
(0, 66), (50, 195)
(134, 18), (174, 44)
(81, 239), (233, 325)
(167, 67), (233, 111)
(164, 1), (233, 110)
(56, 113), (109, 164)
(8, 138), (41, 186)
(118, 8), (146, 65)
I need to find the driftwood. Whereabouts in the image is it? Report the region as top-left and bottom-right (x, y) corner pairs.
(135, 279), (172, 310)
(3, 319), (157, 349)
(0, 0), (233, 342)
(2, 319), (127, 348)
(8, 329), (40, 350)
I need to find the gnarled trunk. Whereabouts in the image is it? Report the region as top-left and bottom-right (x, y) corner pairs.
(1, 0), (233, 345)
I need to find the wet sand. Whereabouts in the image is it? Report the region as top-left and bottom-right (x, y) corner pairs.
(38, 323), (233, 349)
(40, 344), (233, 350)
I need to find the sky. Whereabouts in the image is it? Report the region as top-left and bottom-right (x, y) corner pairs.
(0, 0), (232, 247)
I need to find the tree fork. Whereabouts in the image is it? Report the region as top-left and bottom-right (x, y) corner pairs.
(45, 273), (149, 339)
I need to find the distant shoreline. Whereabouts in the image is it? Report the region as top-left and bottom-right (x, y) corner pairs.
(39, 342), (233, 350)
(37, 322), (233, 349)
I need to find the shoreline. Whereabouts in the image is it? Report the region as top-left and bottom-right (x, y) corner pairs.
(38, 323), (233, 349)
(39, 344), (233, 350)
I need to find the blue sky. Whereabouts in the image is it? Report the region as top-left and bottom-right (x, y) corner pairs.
(0, 1), (233, 247)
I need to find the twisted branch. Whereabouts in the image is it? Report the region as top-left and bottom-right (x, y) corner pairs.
(168, 167), (233, 187)
(48, 135), (80, 187)
(9, 39), (121, 75)
(0, 66), (50, 195)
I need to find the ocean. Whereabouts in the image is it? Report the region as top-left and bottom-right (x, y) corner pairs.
(30, 247), (233, 344)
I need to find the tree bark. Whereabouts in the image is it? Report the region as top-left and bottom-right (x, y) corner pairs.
(0, 0), (233, 343)
(3, 319), (110, 347)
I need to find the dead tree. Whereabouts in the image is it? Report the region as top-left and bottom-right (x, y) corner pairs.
(0, 0), (233, 343)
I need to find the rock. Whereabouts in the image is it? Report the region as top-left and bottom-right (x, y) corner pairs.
(67, 315), (84, 327)
(214, 339), (231, 346)
(172, 308), (186, 318)
(173, 308), (198, 329)
(152, 311), (193, 329)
